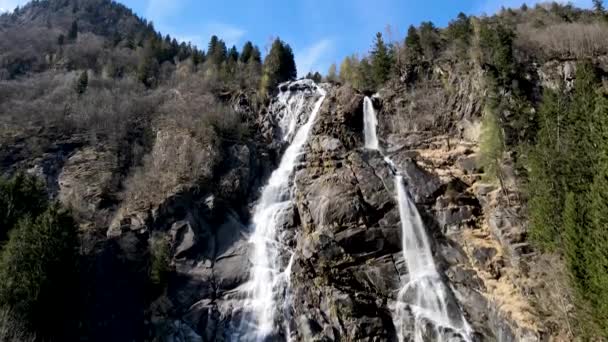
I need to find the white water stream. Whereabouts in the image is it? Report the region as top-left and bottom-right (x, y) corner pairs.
(240, 81), (326, 341)
(362, 97), (472, 341)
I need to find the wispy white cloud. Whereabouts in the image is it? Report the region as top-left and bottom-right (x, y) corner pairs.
(295, 39), (333, 77)
(142, 0), (245, 51)
(174, 22), (246, 51)
(144, 0), (184, 25)
(476, 0), (592, 15)
(0, 0), (28, 13)
(205, 22), (246, 48)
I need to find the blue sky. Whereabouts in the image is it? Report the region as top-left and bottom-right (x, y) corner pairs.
(0, 0), (594, 76)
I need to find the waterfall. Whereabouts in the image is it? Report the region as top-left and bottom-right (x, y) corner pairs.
(363, 97), (472, 341)
(363, 96), (379, 150)
(239, 80), (326, 341)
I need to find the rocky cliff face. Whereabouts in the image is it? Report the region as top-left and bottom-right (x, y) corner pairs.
(3, 62), (577, 341)
(138, 74), (564, 341)
(281, 83), (544, 341)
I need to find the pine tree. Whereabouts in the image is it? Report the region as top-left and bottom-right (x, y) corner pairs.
(261, 38), (297, 93)
(419, 21), (441, 61)
(405, 25), (422, 63)
(587, 93), (608, 335)
(137, 55), (159, 88)
(563, 62), (600, 194)
(563, 192), (593, 295)
(527, 88), (568, 249)
(207, 35), (227, 65)
(240, 41), (254, 63)
(228, 45), (239, 63)
(446, 12), (472, 57)
(0, 174), (47, 242)
(75, 71), (88, 95)
(370, 32), (393, 87)
(358, 57), (375, 91)
(250, 46), (262, 64)
(312, 72), (322, 83)
(68, 20), (78, 41)
(478, 22), (516, 86)
(593, 0), (604, 14)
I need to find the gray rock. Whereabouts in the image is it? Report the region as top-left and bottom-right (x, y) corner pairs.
(170, 220), (197, 259)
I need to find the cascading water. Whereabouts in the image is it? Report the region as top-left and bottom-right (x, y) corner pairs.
(237, 80), (326, 341)
(362, 97), (472, 341)
(363, 96), (379, 150)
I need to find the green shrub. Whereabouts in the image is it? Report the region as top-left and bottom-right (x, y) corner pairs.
(149, 234), (170, 289)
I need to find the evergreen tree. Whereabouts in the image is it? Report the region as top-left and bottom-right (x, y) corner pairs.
(240, 41), (254, 63)
(192, 49), (205, 65)
(0, 174), (47, 242)
(312, 72), (322, 83)
(586, 93), (608, 335)
(75, 71), (88, 95)
(0, 205), (78, 340)
(446, 12), (472, 57)
(527, 88), (568, 249)
(68, 20), (78, 41)
(419, 21), (441, 61)
(563, 62), (600, 194)
(370, 32), (392, 88)
(405, 25), (422, 63)
(563, 192), (592, 294)
(478, 22), (516, 86)
(57, 34), (65, 46)
(208, 35), (219, 55)
(228, 45), (239, 63)
(137, 55), (159, 88)
(593, 0), (604, 14)
(358, 57), (375, 91)
(261, 38), (297, 93)
(207, 35), (227, 65)
(250, 46), (262, 64)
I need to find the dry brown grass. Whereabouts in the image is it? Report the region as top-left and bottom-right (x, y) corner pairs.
(516, 22), (608, 60)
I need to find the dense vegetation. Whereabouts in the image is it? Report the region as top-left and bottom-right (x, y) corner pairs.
(527, 63), (608, 336)
(0, 174), (77, 340)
